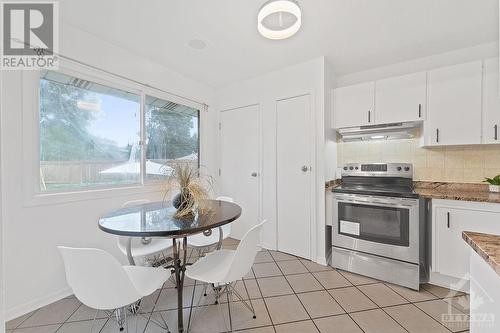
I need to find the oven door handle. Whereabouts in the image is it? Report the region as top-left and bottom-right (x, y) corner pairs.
(335, 198), (417, 209)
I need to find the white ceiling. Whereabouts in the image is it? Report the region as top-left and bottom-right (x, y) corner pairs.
(60, 0), (498, 88)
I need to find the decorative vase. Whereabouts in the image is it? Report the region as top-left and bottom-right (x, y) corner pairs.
(489, 185), (500, 193)
(172, 188), (195, 217)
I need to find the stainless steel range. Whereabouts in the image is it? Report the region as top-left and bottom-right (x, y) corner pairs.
(331, 163), (428, 290)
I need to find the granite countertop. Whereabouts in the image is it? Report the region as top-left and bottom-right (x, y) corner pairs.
(325, 180), (500, 204)
(325, 179), (341, 191)
(462, 231), (500, 276)
(414, 182), (500, 204)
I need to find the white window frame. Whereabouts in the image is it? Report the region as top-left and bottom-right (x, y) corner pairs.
(22, 58), (203, 206)
(143, 90), (201, 183)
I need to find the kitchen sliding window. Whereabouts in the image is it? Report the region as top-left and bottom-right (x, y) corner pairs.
(38, 69), (200, 192)
(144, 95), (200, 182)
(39, 70), (141, 191)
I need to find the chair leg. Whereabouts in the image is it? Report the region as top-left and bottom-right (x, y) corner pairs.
(202, 283), (208, 297)
(188, 283), (212, 332)
(226, 288), (233, 332)
(215, 289), (231, 333)
(123, 307), (129, 333)
(242, 279), (256, 319)
(89, 310), (99, 333)
(137, 295), (170, 332)
(211, 285), (218, 304)
(115, 308), (125, 331)
(230, 282), (256, 319)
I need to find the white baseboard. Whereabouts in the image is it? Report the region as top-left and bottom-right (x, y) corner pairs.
(315, 256), (327, 266)
(5, 287), (73, 322)
(261, 241), (276, 251)
(429, 272), (469, 293)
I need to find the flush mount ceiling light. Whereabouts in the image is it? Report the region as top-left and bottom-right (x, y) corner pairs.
(258, 0), (301, 40)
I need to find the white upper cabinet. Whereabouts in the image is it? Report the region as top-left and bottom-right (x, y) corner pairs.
(333, 82), (374, 128)
(482, 58), (500, 144)
(375, 72), (426, 124)
(426, 61), (482, 146)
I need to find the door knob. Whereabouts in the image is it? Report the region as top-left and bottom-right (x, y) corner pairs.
(301, 165), (309, 172)
(251, 172), (258, 177)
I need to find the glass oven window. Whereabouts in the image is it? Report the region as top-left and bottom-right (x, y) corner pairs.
(338, 202), (410, 246)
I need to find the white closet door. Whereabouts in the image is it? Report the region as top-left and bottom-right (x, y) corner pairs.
(277, 95), (312, 259)
(219, 105), (260, 239)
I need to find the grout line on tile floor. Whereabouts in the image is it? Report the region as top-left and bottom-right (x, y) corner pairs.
(344, 274), (457, 333)
(309, 269), (367, 333)
(274, 255), (323, 333)
(8, 245), (471, 333)
(347, 282), (411, 333)
(383, 280), (470, 328)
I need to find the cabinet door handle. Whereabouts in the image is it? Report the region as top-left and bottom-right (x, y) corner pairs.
(368, 110), (371, 123)
(436, 128), (439, 143)
(418, 104), (422, 118)
(447, 212), (450, 228)
(495, 124), (498, 141)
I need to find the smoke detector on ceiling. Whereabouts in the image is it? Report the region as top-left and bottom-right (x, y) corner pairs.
(188, 39), (207, 50)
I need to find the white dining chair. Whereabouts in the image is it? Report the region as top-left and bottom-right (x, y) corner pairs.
(117, 199), (172, 267)
(186, 220), (267, 332)
(58, 246), (170, 332)
(187, 196), (234, 257)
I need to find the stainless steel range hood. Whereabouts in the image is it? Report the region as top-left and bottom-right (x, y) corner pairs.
(338, 122), (420, 142)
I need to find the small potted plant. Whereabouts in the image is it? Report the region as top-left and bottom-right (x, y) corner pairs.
(483, 175), (500, 193)
(164, 161), (213, 219)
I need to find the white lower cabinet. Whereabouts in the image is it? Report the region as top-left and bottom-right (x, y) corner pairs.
(432, 200), (500, 289)
(469, 249), (500, 333)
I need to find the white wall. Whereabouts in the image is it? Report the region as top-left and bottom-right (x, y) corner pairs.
(1, 23), (216, 320)
(0, 68), (5, 333)
(334, 42), (498, 87)
(215, 57), (329, 264)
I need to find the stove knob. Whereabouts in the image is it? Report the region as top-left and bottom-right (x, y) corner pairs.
(355, 166), (359, 170)
(404, 166), (410, 171)
(397, 166), (402, 171)
(349, 166), (354, 170)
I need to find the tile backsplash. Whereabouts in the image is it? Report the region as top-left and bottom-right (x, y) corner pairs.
(337, 138), (500, 183)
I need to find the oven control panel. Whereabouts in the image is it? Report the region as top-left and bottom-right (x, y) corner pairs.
(341, 163), (412, 178)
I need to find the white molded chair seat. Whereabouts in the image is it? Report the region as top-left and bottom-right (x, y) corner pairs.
(185, 249), (236, 284)
(58, 247), (169, 310)
(186, 220), (266, 284)
(187, 196), (234, 249)
(123, 265), (169, 296)
(117, 199), (172, 264)
(187, 225), (231, 248)
(186, 220), (267, 331)
(117, 237), (172, 259)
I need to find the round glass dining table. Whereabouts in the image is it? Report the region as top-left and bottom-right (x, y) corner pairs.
(98, 199), (242, 333)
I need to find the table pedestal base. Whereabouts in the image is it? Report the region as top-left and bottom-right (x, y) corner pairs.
(172, 237), (188, 333)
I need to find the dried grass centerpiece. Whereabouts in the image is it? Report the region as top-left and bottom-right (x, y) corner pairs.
(164, 162), (214, 219)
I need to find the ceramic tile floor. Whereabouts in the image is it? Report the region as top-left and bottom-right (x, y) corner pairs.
(6, 238), (470, 333)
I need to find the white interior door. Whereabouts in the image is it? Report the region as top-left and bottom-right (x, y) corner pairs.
(277, 95), (312, 259)
(219, 105), (260, 240)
